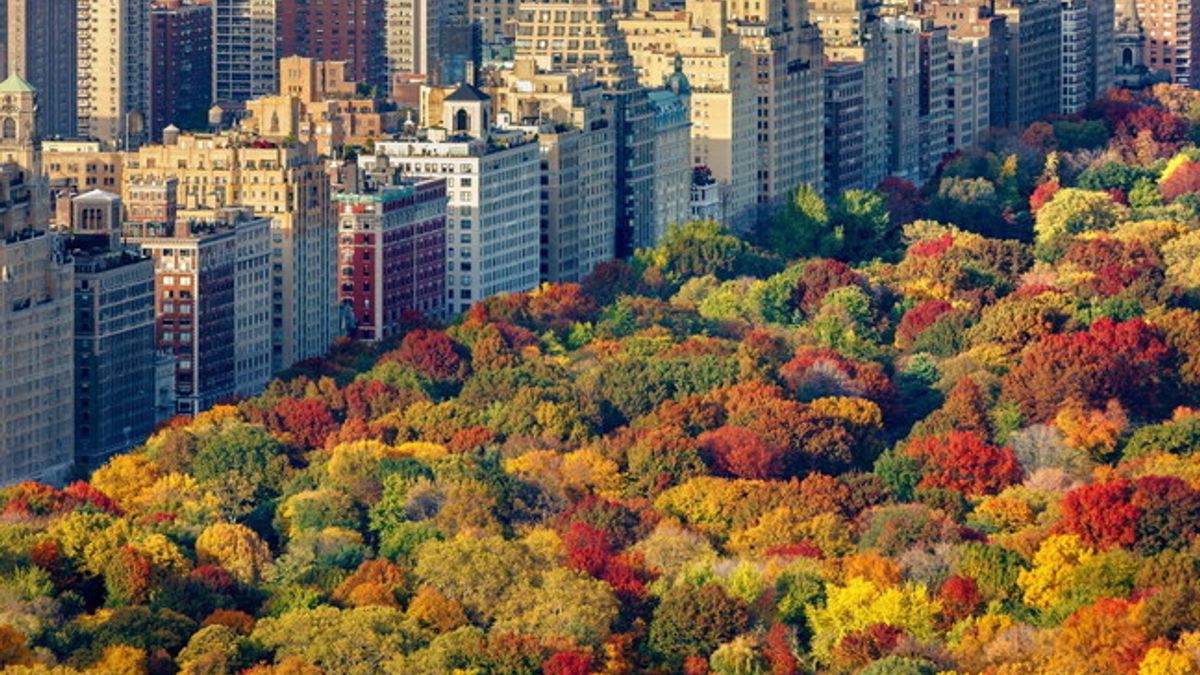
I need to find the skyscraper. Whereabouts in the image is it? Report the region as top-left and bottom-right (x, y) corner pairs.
(151, 0), (213, 139)
(213, 0), (278, 103)
(995, 0), (1062, 127)
(1138, 0), (1200, 86)
(77, 0), (152, 149)
(6, 0), (78, 138)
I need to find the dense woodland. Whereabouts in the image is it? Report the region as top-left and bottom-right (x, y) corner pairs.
(9, 85), (1200, 674)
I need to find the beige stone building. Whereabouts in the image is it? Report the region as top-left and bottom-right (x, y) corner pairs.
(122, 132), (340, 371)
(77, 0), (151, 149)
(490, 61), (617, 282)
(0, 81), (74, 484)
(812, 0), (890, 190)
(6, 0), (78, 138)
(619, 2), (759, 229)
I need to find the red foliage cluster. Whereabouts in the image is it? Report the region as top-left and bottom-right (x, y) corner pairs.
(832, 623), (905, 670)
(937, 575), (983, 625)
(1002, 318), (1174, 422)
(896, 300), (955, 348)
(1062, 476), (1200, 552)
(562, 522), (652, 608)
(1161, 159), (1200, 202)
(542, 650), (593, 675)
(1062, 237), (1163, 298)
(270, 397), (339, 449)
(1029, 179), (1061, 214)
(697, 425), (784, 479)
(904, 431), (1022, 496)
(388, 329), (469, 381)
(780, 348), (896, 414)
(908, 233), (956, 259)
(792, 260), (866, 314)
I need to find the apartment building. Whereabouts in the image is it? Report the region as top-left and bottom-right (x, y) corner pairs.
(77, 0), (151, 149)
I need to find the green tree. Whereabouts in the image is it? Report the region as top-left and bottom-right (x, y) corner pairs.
(766, 184), (833, 259)
(648, 583), (751, 665)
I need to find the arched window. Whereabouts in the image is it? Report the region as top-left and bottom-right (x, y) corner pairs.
(1, 118), (15, 140)
(454, 109), (470, 133)
(270, 112), (280, 134)
(1123, 48), (1134, 68)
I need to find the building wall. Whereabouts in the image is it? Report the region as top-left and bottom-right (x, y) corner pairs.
(650, 91), (691, 245)
(374, 137), (541, 315)
(77, 0), (151, 148)
(946, 35), (991, 151)
(213, 0), (278, 103)
(997, 0), (1062, 127)
(6, 0), (78, 138)
(278, 0), (387, 88)
(234, 217), (272, 397)
(151, 1), (213, 139)
(1061, 0), (1093, 113)
(1139, 0), (1200, 85)
(825, 61), (867, 196)
(73, 251), (156, 469)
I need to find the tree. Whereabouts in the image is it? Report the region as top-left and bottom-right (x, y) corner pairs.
(1001, 318), (1174, 422)
(192, 422), (287, 499)
(1060, 481), (1140, 550)
(412, 536), (536, 623)
(389, 329), (468, 381)
(929, 177), (1005, 238)
(492, 568), (619, 646)
(1161, 158), (1200, 202)
(1034, 188), (1129, 260)
(833, 190), (896, 262)
(767, 184), (833, 259)
(903, 431), (1022, 497)
(697, 426), (784, 480)
(270, 398), (339, 450)
(250, 606), (427, 675)
(648, 583), (751, 665)
(195, 523), (272, 584)
(805, 578), (939, 664)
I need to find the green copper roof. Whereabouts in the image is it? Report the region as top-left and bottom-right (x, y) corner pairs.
(0, 73), (36, 94)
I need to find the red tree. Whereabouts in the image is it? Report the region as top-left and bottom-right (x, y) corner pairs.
(764, 623), (800, 675)
(904, 431), (1022, 496)
(1029, 179), (1061, 214)
(389, 329), (468, 380)
(563, 522), (613, 578)
(792, 260), (866, 314)
(542, 650), (593, 675)
(1002, 318), (1174, 422)
(271, 397), (339, 449)
(896, 300), (954, 348)
(1129, 475), (1200, 554)
(1061, 480), (1140, 550)
(1161, 159), (1200, 202)
(937, 575), (983, 626)
(697, 425), (784, 479)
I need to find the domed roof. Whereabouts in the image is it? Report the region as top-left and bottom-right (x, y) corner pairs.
(665, 53), (691, 97)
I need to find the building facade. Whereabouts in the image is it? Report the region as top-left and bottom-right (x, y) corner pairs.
(122, 132), (340, 371)
(5, 0), (78, 138)
(996, 0), (1062, 127)
(0, 164), (74, 486)
(151, 0), (213, 139)
(213, 0), (278, 103)
(1138, 0), (1200, 85)
(278, 0), (387, 89)
(124, 210), (272, 415)
(825, 60), (867, 195)
(335, 175), (448, 339)
(490, 61), (619, 281)
(77, 0), (151, 149)
(67, 191), (157, 470)
(374, 88), (541, 315)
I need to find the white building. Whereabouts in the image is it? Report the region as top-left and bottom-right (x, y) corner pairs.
(374, 85), (541, 315)
(649, 84), (691, 246)
(233, 212), (272, 397)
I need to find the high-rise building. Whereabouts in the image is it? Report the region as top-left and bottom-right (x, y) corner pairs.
(124, 206), (273, 415)
(0, 164), (74, 486)
(918, 23), (951, 182)
(77, 0), (152, 149)
(945, 33), (992, 151)
(728, 0), (827, 215)
(213, 0), (278, 103)
(1090, 0), (1116, 98)
(924, 0), (1007, 129)
(374, 86), (541, 315)
(649, 75), (692, 242)
(471, 0), (520, 49)
(1061, 0), (1093, 112)
(386, 0), (481, 87)
(151, 0), (213, 139)
(65, 190), (157, 470)
(1138, 0), (1200, 85)
(490, 61), (618, 282)
(334, 170), (448, 338)
(0, 78), (73, 485)
(825, 60), (867, 195)
(995, 0), (1062, 127)
(619, 3), (759, 230)
(516, 0), (657, 252)
(123, 132), (340, 371)
(6, 0), (78, 138)
(812, 0), (890, 189)
(278, 0), (387, 89)
(883, 18), (923, 181)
